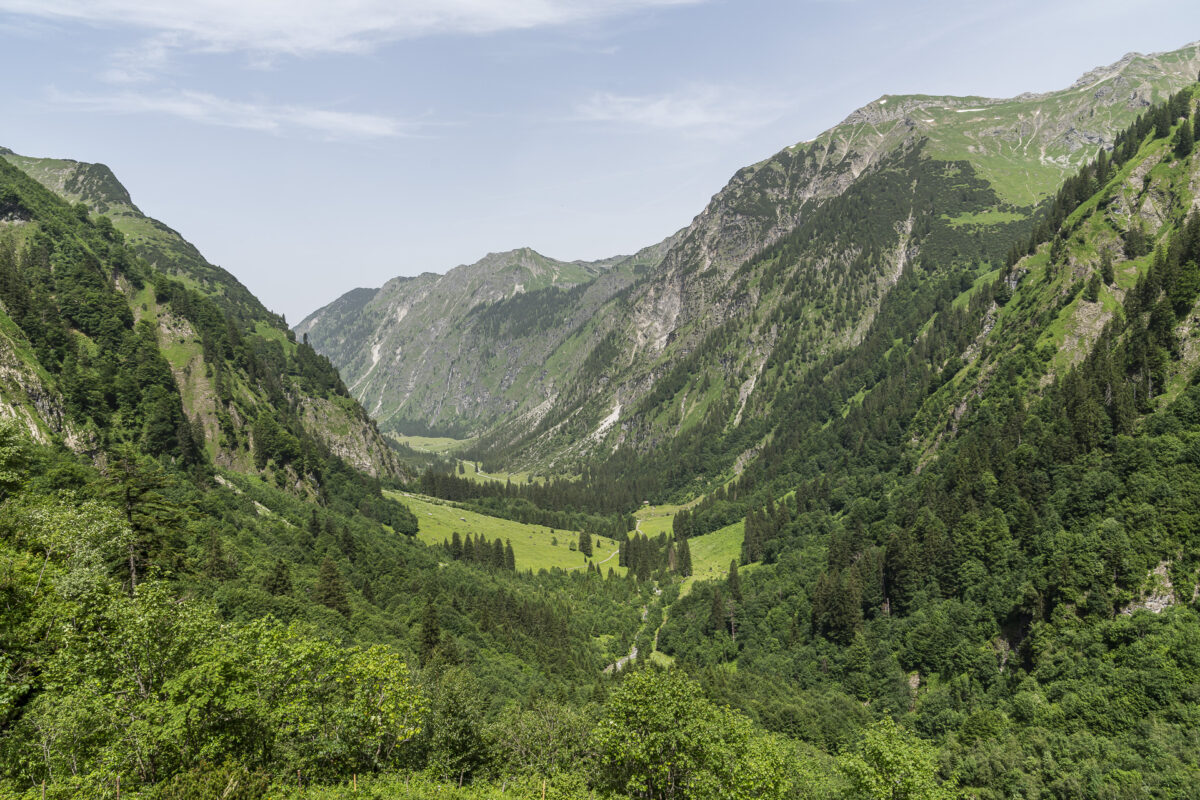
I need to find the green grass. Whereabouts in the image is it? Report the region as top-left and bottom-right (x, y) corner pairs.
(681, 520), (747, 595)
(457, 459), (543, 487)
(648, 650), (675, 667)
(132, 283), (158, 323)
(253, 321), (290, 346)
(635, 503), (686, 538)
(386, 491), (626, 575)
(389, 433), (471, 454)
(951, 268), (1001, 310)
(941, 209), (1027, 228)
(391, 435), (546, 484)
(161, 338), (200, 371)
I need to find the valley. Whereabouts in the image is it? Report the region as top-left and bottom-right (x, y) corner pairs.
(3, 37), (1200, 800)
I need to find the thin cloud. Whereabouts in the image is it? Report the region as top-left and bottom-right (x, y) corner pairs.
(575, 86), (788, 138)
(101, 32), (181, 83)
(0, 1), (704, 55)
(51, 89), (417, 139)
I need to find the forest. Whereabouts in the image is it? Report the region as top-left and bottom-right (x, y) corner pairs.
(3, 67), (1200, 800)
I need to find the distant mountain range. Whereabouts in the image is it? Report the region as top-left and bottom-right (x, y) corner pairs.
(298, 42), (1200, 484)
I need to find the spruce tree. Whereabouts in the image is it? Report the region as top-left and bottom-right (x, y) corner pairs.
(314, 554), (351, 617)
(579, 530), (593, 558)
(205, 531), (231, 579)
(677, 538), (693, 577)
(419, 600), (441, 667)
(708, 587), (725, 634)
(505, 539), (515, 570)
(727, 559), (743, 603)
(1175, 114), (1195, 158)
(263, 558), (292, 595)
(635, 535), (652, 581)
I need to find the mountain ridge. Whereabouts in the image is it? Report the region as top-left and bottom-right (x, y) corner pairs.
(0, 149), (404, 481)
(302, 41), (1200, 483)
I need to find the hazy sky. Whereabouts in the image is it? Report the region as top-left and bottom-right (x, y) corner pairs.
(2, 1), (1199, 321)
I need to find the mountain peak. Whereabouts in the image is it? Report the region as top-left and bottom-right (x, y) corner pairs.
(1069, 40), (1200, 91)
(2, 149), (138, 215)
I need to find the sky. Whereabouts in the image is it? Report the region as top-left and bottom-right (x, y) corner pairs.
(2, 1), (1200, 322)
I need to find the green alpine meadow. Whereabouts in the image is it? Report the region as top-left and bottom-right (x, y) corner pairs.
(7, 25), (1200, 800)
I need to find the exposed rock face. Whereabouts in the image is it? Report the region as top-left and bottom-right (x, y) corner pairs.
(301, 43), (1200, 469)
(1122, 562), (1177, 615)
(297, 239), (678, 434)
(0, 307), (69, 445)
(4, 149), (405, 480)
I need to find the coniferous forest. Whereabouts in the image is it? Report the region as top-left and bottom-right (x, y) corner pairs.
(6, 40), (1200, 800)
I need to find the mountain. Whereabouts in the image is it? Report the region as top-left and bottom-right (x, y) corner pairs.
(301, 43), (1200, 482)
(1, 148), (401, 479)
(8, 42), (1200, 800)
(651, 79), (1200, 798)
(0, 149), (652, 794)
(296, 237), (679, 435)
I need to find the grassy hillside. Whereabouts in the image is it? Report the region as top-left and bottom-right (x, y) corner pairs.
(390, 490), (627, 575)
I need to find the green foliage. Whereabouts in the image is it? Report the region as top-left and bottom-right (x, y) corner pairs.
(314, 554), (351, 617)
(8, 69), (1200, 800)
(0, 418), (26, 500)
(592, 669), (817, 800)
(838, 718), (958, 800)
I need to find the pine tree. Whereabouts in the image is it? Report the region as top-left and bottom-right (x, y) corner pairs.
(262, 558), (292, 596)
(419, 600), (441, 667)
(708, 587), (725, 635)
(204, 531), (231, 579)
(314, 555), (350, 617)
(741, 509), (760, 563)
(1175, 114), (1195, 158)
(635, 534), (652, 581)
(677, 538), (693, 577)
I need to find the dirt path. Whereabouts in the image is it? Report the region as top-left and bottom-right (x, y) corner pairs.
(568, 542), (620, 571)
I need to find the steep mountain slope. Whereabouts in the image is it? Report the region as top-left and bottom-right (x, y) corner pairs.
(0, 155), (651, 794)
(652, 83), (1200, 798)
(303, 43), (1200, 482)
(0, 147), (400, 478)
(297, 238), (678, 434)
